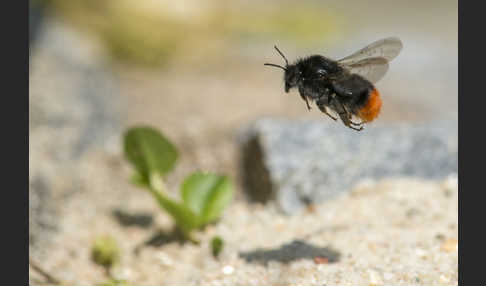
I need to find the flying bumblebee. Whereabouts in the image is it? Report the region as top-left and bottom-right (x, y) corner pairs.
(264, 37), (403, 131)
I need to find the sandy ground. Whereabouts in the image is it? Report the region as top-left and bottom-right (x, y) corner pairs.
(29, 48), (458, 286)
(30, 147), (458, 286)
(29, 64), (458, 285)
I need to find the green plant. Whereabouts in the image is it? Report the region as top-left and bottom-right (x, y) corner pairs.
(91, 236), (120, 270)
(211, 236), (224, 258)
(91, 237), (135, 286)
(123, 126), (233, 241)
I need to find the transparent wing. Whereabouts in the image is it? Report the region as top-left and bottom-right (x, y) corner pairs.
(342, 57), (389, 83)
(338, 37), (403, 65)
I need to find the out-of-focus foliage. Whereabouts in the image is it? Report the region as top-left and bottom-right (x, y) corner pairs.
(35, 0), (342, 66)
(211, 236), (224, 258)
(91, 236), (120, 269)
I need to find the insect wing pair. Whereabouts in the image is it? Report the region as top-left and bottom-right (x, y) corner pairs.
(338, 37), (402, 84)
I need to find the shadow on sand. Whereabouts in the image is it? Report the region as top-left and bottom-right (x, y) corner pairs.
(239, 240), (341, 265)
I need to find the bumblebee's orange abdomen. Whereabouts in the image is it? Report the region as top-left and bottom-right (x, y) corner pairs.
(358, 88), (382, 122)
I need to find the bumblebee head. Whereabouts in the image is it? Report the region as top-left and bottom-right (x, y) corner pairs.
(264, 45), (298, 93)
(283, 65), (300, 92)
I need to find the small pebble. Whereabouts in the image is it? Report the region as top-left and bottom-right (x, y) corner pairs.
(406, 208), (420, 218)
(439, 274), (450, 283)
(155, 251), (173, 267)
(415, 248), (428, 259)
(368, 270), (383, 286)
(313, 256), (329, 264)
(222, 265), (234, 275)
(306, 204), (316, 213)
(435, 233), (446, 241)
(441, 238), (458, 253)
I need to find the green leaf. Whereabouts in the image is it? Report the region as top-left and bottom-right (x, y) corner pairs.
(130, 172), (149, 188)
(181, 172), (233, 225)
(149, 187), (200, 235)
(123, 126), (178, 183)
(211, 236), (224, 258)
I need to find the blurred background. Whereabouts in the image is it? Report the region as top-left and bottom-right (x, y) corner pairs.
(29, 0), (457, 179)
(29, 0), (457, 284)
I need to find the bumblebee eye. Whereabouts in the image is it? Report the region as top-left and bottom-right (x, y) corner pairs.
(317, 69), (327, 76)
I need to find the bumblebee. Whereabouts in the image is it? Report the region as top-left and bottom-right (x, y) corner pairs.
(264, 37), (403, 131)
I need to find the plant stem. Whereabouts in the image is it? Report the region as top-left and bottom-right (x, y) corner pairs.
(149, 172), (168, 194)
(147, 173), (200, 244)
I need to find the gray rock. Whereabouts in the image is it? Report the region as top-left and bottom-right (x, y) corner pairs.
(240, 118), (457, 214)
(29, 16), (121, 260)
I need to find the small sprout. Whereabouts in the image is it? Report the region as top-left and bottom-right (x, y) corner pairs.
(123, 126), (234, 241)
(211, 236), (224, 258)
(91, 236), (120, 269)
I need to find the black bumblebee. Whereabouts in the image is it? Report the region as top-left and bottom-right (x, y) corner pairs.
(264, 37), (403, 131)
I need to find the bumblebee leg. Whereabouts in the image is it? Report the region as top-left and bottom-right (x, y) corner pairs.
(332, 98), (363, 131)
(298, 84), (315, 110)
(298, 89), (312, 110)
(340, 101), (365, 127)
(349, 120), (364, 126)
(320, 106), (338, 121)
(340, 113), (363, 131)
(348, 116), (364, 126)
(349, 125), (364, 131)
(303, 95), (311, 110)
(316, 97), (337, 121)
(341, 115), (363, 131)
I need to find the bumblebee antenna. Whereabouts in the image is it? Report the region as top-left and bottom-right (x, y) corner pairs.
(273, 45), (289, 66)
(264, 63), (287, 70)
